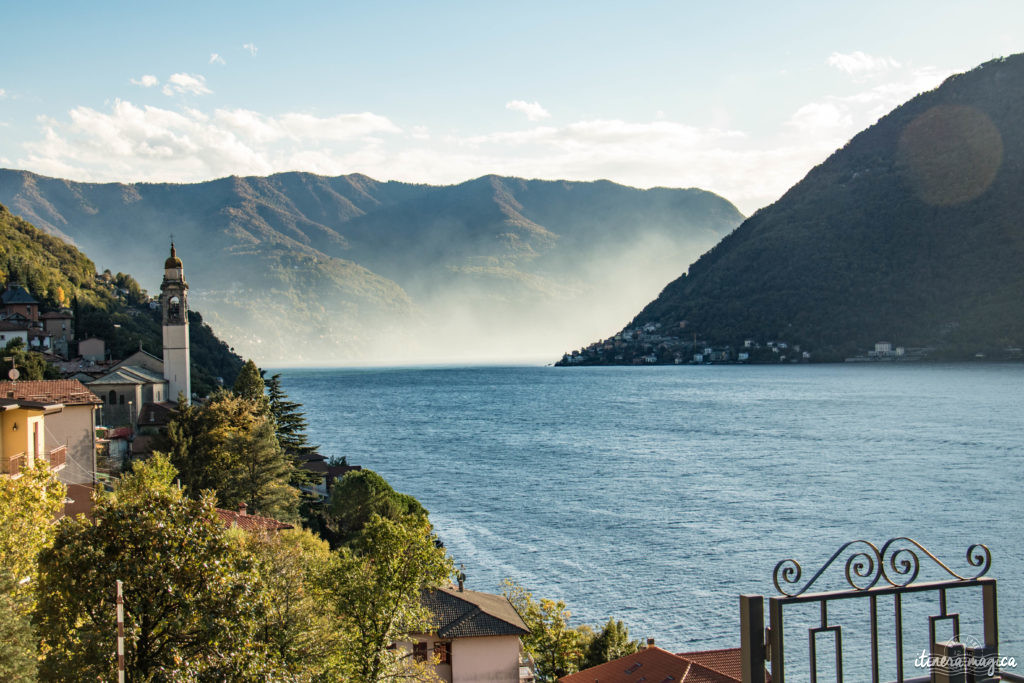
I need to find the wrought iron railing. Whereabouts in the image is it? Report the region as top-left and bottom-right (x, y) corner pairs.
(740, 538), (1023, 682)
(48, 444), (66, 469)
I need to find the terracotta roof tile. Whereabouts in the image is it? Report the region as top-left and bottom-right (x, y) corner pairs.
(675, 649), (743, 681)
(216, 508), (293, 532)
(0, 379), (102, 405)
(560, 647), (692, 683)
(560, 647), (746, 683)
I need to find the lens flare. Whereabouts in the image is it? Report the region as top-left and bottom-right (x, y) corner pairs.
(897, 104), (1003, 206)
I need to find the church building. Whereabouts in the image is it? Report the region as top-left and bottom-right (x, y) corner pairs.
(160, 243), (191, 405)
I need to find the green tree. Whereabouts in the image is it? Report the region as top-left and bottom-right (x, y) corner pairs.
(266, 373), (319, 457)
(224, 418), (298, 521)
(233, 359), (266, 403)
(319, 515), (452, 682)
(35, 455), (268, 681)
(582, 618), (640, 668)
(502, 580), (591, 681)
(0, 461), (65, 680)
(162, 391), (298, 520)
(231, 527), (336, 679)
(0, 338), (59, 380)
(327, 469), (427, 546)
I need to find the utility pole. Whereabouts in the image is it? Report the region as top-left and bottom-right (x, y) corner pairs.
(116, 580), (125, 683)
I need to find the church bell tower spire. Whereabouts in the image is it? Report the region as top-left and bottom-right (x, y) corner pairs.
(160, 242), (191, 404)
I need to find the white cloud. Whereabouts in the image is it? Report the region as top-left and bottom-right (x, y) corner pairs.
(19, 100), (402, 184)
(210, 53), (226, 65)
(243, 43), (258, 57)
(0, 89), (6, 98)
(827, 51), (901, 78)
(788, 64), (956, 142)
(130, 75), (159, 88)
(15, 60), (961, 216)
(161, 73), (212, 96)
(506, 100), (550, 122)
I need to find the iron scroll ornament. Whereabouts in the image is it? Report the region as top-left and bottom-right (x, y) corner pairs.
(772, 538), (991, 597)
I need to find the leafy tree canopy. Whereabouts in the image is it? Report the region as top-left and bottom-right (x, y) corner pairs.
(318, 514), (452, 682)
(0, 338), (59, 380)
(35, 455), (272, 681)
(232, 359), (265, 403)
(327, 469), (427, 546)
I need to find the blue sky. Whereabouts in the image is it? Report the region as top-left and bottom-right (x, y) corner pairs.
(1, 1), (1020, 213)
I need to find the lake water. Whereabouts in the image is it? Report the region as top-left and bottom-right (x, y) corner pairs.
(278, 363), (1024, 671)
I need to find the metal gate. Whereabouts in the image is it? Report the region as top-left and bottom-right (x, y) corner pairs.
(739, 538), (1022, 682)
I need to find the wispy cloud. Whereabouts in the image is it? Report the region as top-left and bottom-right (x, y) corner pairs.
(20, 100), (402, 182)
(17, 59), (961, 215)
(506, 100), (550, 122)
(130, 75), (159, 88)
(827, 51), (901, 78)
(162, 73), (212, 96)
(243, 43), (258, 57)
(209, 53), (226, 65)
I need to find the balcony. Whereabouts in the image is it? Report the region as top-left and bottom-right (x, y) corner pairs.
(48, 445), (66, 470)
(4, 452), (25, 476)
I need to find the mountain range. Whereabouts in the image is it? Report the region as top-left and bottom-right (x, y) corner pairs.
(578, 53), (1024, 362)
(0, 172), (743, 363)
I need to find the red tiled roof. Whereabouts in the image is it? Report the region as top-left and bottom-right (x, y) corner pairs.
(0, 379), (102, 405)
(676, 649), (744, 681)
(216, 508), (293, 532)
(560, 647), (745, 683)
(560, 647), (690, 683)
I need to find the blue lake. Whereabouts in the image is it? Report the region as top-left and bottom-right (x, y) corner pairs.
(277, 363), (1024, 668)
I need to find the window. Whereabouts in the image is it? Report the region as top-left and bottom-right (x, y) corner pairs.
(412, 642), (427, 662)
(109, 390), (117, 404)
(119, 395), (125, 405)
(434, 642), (451, 664)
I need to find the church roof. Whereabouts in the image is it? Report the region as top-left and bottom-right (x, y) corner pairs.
(87, 365), (167, 386)
(164, 243), (183, 269)
(1, 283), (39, 305)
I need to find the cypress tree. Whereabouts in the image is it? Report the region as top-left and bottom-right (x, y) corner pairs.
(265, 374), (318, 457)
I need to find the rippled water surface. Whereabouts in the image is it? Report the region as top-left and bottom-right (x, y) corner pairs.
(278, 363), (1024, 665)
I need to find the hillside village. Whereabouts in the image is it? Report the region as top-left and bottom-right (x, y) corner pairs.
(557, 321), (814, 366)
(2, 243), (763, 682)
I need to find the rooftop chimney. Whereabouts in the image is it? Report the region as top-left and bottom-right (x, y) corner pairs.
(457, 564), (466, 592)
(238, 501), (247, 516)
(647, 638), (655, 648)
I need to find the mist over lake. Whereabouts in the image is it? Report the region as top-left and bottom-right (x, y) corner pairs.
(278, 363), (1024, 662)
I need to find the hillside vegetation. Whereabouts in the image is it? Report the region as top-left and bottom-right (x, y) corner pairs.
(0, 204), (242, 393)
(617, 54), (1024, 360)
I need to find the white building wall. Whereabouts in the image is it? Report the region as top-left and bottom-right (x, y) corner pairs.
(163, 323), (190, 403)
(45, 405), (96, 486)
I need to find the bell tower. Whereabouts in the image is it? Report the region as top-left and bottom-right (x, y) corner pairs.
(160, 242), (191, 404)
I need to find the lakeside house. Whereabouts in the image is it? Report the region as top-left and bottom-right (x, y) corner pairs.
(0, 379), (102, 515)
(411, 580), (533, 683)
(298, 453), (361, 499)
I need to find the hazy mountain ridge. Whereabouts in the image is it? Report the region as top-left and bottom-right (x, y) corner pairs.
(608, 54), (1024, 360)
(0, 171), (743, 363)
